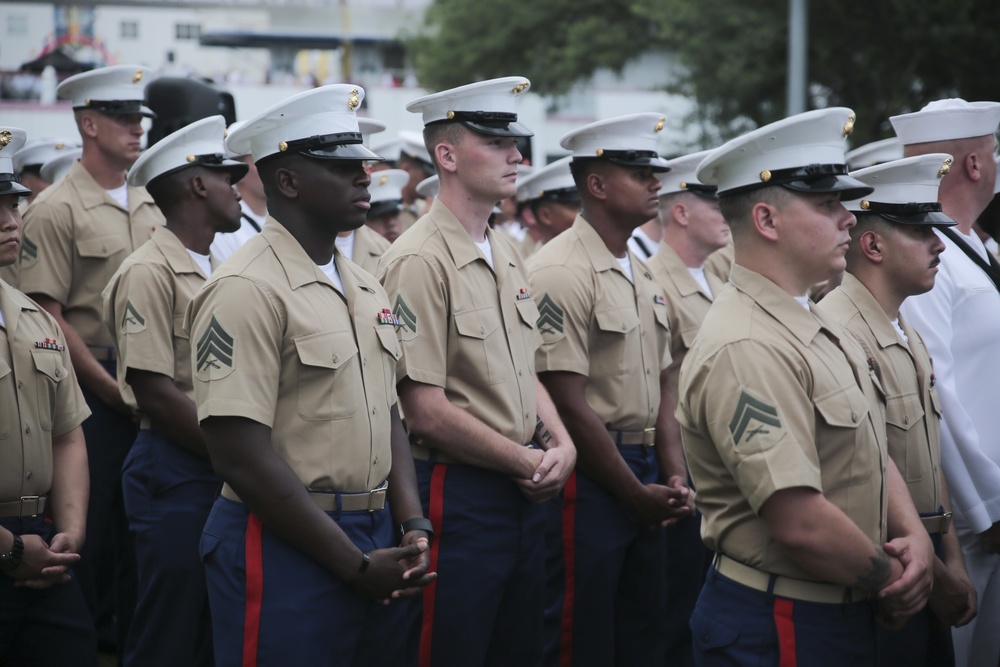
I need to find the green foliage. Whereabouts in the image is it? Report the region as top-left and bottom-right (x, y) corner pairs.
(409, 0), (1000, 147)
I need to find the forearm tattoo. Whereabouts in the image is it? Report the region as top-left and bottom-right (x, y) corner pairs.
(535, 417), (553, 448)
(855, 548), (892, 590)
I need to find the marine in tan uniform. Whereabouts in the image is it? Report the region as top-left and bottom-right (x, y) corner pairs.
(17, 65), (163, 649)
(677, 108), (933, 666)
(823, 154), (976, 666)
(515, 155), (581, 246)
(362, 168), (408, 244)
(188, 85), (433, 667)
(378, 77), (575, 667)
(529, 113), (688, 666)
(101, 115), (247, 667)
(0, 126), (95, 665)
(645, 149), (729, 666)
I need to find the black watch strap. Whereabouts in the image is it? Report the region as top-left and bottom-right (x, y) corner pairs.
(401, 517), (434, 540)
(0, 533), (24, 571)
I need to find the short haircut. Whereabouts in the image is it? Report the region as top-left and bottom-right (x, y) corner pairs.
(568, 158), (611, 193)
(718, 186), (793, 234)
(422, 123), (465, 172)
(145, 167), (202, 214)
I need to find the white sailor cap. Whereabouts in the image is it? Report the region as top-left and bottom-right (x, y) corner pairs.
(372, 136), (402, 164)
(890, 99), (1000, 146)
(845, 138), (903, 171)
(696, 107), (872, 199)
(368, 169), (408, 217)
(416, 174), (439, 199)
(13, 138), (79, 174)
(39, 147), (83, 185)
(357, 117), (386, 148)
(128, 115), (248, 188)
(406, 76), (533, 138)
(560, 113), (671, 172)
(657, 150), (716, 198)
(843, 153), (956, 226)
(516, 156), (579, 204)
(0, 128), (32, 196)
(56, 65), (156, 118)
(398, 130), (434, 171)
(226, 84), (382, 164)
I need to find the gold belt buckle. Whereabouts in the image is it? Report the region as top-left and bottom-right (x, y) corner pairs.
(19, 496), (41, 517)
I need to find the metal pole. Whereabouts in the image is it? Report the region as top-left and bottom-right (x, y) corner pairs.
(787, 0), (807, 116)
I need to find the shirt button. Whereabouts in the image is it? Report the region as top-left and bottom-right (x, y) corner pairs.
(372, 407), (377, 415)
(480, 326), (485, 335)
(363, 358), (368, 366)
(622, 323), (627, 331)
(373, 456), (379, 465)
(851, 412), (858, 421)
(16, 381), (23, 389)
(903, 415), (909, 425)
(25, 427), (31, 435)
(332, 354), (339, 363)
(26, 471), (32, 480)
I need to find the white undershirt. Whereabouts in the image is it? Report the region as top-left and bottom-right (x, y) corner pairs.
(335, 232), (355, 262)
(891, 318), (909, 348)
(106, 183), (129, 210)
(955, 227), (991, 261)
(616, 254), (634, 283)
(318, 257), (344, 293)
(186, 249), (213, 278)
(0, 304), (5, 329)
(474, 236), (494, 270)
(688, 266), (713, 298)
(794, 295), (810, 311)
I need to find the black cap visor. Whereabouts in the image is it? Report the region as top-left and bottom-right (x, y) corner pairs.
(368, 199), (403, 219)
(578, 151), (671, 173)
(853, 202), (956, 227)
(0, 174), (31, 197)
(78, 99), (156, 119)
(533, 186), (581, 204)
(146, 154), (249, 188)
(430, 111), (533, 138)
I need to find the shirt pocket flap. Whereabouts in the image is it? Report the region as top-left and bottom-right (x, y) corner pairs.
(454, 308), (499, 340)
(929, 388), (942, 417)
(31, 350), (66, 382)
(515, 298), (539, 329)
(76, 235), (129, 259)
(375, 326), (402, 360)
(595, 307), (640, 334)
(814, 384), (869, 428)
(294, 330), (358, 370)
(680, 325), (700, 349)
(653, 305), (670, 330)
(885, 393), (924, 431)
(173, 315), (189, 340)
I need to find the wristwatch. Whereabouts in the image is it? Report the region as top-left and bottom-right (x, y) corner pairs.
(0, 534), (24, 572)
(401, 517), (435, 542)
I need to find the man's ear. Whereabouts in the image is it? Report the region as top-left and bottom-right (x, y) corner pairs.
(750, 201), (780, 242)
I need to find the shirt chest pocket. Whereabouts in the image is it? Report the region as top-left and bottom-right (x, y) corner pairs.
(594, 306), (641, 376)
(454, 306), (506, 385)
(375, 325), (402, 394)
(515, 298), (541, 353)
(293, 330), (359, 421)
(885, 393), (926, 483)
(32, 350), (67, 431)
(813, 384), (875, 489)
(76, 235), (129, 261)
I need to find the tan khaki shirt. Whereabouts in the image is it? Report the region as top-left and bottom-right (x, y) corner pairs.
(677, 264), (889, 579)
(648, 243), (723, 377)
(703, 238), (734, 285)
(0, 280), (90, 501)
(378, 198), (539, 446)
(823, 273), (943, 513)
(19, 161), (162, 348)
(102, 227), (209, 412)
(351, 225), (390, 276)
(188, 218), (400, 492)
(528, 216), (671, 430)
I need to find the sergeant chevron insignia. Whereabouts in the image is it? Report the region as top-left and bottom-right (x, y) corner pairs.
(393, 294), (417, 336)
(729, 389), (782, 447)
(537, 294), (565, 336)
(195, 315), (236, 380)
(121, 299), (147, 334)
(19, 235), (38, 266)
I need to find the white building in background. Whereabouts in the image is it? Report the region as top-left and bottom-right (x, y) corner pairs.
(0, 0), (703, 162)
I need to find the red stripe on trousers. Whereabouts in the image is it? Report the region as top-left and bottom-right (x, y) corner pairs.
(559, 471), (578, 667)
(773, 597), (797, 667)
(418, 465), (448, 667)
(243, 514), (264, 667)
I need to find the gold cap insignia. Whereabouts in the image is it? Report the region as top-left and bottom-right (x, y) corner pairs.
(860, 200), (871, 210)
(223, 128), (228, 139)
(654, 116), (665, 133)
(938, 157), (953, 177)
(510, 81), (529, 94)
(133, 69), (143, 84)
(55, 142), (66, 150)
(759, 170), (772, 183)
(679, 182), (688, 189)
(278, 141), (289, 152)
(447, 110), (455, 120)
(347, 89), (360, 111)
(0, 129), (11, 148)
(842, 113), (856, 137)
(186, 155), (196, 163)
(379, 174), (389, 186)
(596, 148), (604, 157)
(538, 189), (545, 197)
(85, 99), (92, 106)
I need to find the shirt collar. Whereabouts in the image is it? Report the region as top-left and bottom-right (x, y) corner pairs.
(729, 264), (824, 345)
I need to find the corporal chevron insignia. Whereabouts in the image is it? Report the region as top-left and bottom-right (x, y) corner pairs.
(19, 235), (38, 265)
(729, 390), (782, 447)
(121, 299), (147, 334)
(195, 315), (236, 381)
(536, 294), (565, 335)
(393, 294), (417, 336)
